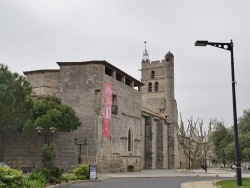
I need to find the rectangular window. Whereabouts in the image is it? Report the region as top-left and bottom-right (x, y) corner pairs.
(95, 90), (101, 113)
(105, 66), (114, 77)
(116, 72), (123, 82)
(125, 78), (132, 86)
(112, 94), (118, 114)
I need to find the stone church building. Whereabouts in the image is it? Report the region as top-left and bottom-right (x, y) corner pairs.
(0, 50), (181, 172)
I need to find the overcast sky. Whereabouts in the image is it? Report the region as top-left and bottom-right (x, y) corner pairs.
(1, 0), (250, 127)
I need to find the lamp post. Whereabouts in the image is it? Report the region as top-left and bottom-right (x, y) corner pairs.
(74, 138), (88, 164)
(203, 141), (208, 173)
(188, 137), (191, 170)
(36, 126), (57, 145)
(195, 40), (242, 186)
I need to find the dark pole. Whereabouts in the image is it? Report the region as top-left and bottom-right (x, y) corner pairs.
(205, 149), (207, 172)
(78, 144), (82, 164)
(230, 41), (242, 186)
(188, 140), (191, 170)
(45, 134), (47, 145)
(74, 138), (88, 164)
(195, 40), (242, 186)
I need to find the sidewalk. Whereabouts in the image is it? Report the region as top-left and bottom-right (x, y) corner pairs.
(98, 168), (250, 188)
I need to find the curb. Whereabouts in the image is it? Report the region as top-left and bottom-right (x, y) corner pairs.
(46, 179), (101, 188)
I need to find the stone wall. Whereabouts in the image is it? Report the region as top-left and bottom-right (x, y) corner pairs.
(24, 70), (59, 97)
(156, 120), (163, 168)
(144, 117), (153, 169)
(3, 131), (41, 170)
(55, 62), (142, 172)
(2, 130), (84, 171)
(96, 74), (142, 172)
(141, 52), (180, 169)
(56, 63), (104, 168)
(2, 61), (142, 172)
(0, 132), (3, 161)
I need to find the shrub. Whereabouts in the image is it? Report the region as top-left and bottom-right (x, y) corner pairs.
(60, 174), (78, 183)
(41, 144), (56, 169)
(48, 177), (60, 184)
(27, 172), (46, 185)
(36, 168), (50, 181)
(22, 179), (45, 188)
(0, 166), (23, 188)
(73, 164), (89, 180)
(50, 166), (62, 179)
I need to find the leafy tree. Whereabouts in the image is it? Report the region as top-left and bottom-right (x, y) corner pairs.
(238, 109), (250, 162)
(23, 95), (81, 135)
(210, 121), (234, 165)
(41, 144), (56, 169)
(238, 109), (250, 133)
(0, 64), (33, 131)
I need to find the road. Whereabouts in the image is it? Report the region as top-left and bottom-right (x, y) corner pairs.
(63, 177), (224, 188)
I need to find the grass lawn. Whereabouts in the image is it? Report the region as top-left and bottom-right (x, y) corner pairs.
(215, 179), (250, 188)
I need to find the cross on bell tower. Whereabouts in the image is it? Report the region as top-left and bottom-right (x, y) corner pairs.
(142, 41), (149, 61)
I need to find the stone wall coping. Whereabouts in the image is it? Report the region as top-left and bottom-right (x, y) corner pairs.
(23, 69), (59, 75)
(57, 60), (143, 86)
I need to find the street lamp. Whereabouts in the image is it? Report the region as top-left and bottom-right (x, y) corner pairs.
(195, 40), (242, 186)
(36, 126), (57, 145)
(74, 138), (88, 164)
(188, 137), (191, 170)
(203, 141), (208, 173)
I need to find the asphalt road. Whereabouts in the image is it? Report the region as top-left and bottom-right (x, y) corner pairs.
(62, 177), (224, 188)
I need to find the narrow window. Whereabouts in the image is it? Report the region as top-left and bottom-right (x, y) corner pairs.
(148, 82), (152, 92)
(151, 70), (155, 79)
(128, 128), (133, 151)
(155, 82), (159, 92)
(95, 90), (101, 112)
(112, 94), (118, 114)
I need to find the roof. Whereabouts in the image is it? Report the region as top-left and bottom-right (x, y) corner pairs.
(142, 107), (165, 119)
(165, 51), (174, 57)
(57, 60), (143, 86)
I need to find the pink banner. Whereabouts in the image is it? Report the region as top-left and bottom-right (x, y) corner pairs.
(102, 82), (112, 139)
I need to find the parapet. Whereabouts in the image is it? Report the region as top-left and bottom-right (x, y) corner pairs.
(141, 59), (166, 69)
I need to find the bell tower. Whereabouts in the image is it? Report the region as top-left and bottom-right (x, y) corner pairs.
(141, 48), (179, 169)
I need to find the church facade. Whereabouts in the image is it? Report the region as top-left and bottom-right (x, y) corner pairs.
(0, 51), (181, 172)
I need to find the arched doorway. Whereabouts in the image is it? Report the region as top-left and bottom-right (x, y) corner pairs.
(127, 165), (134, 172)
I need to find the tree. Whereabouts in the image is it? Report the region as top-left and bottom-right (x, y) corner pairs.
(23, 95), (82, 135)
(210, 121), (234, 165)
(41, 144), (57, 169)
(0, 64), (33, 131)
(238, 109), (250, 163)
(176, 114), (213, 169)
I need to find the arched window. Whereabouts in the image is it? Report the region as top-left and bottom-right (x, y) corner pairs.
(148, 82), (152, 92)
(128, 128), (133, 151)
(151, 70), (155, 79)
(155, 82), (159, 92)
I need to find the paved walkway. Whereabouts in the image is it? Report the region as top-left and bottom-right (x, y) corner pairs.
(98, 168), (250, 188)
